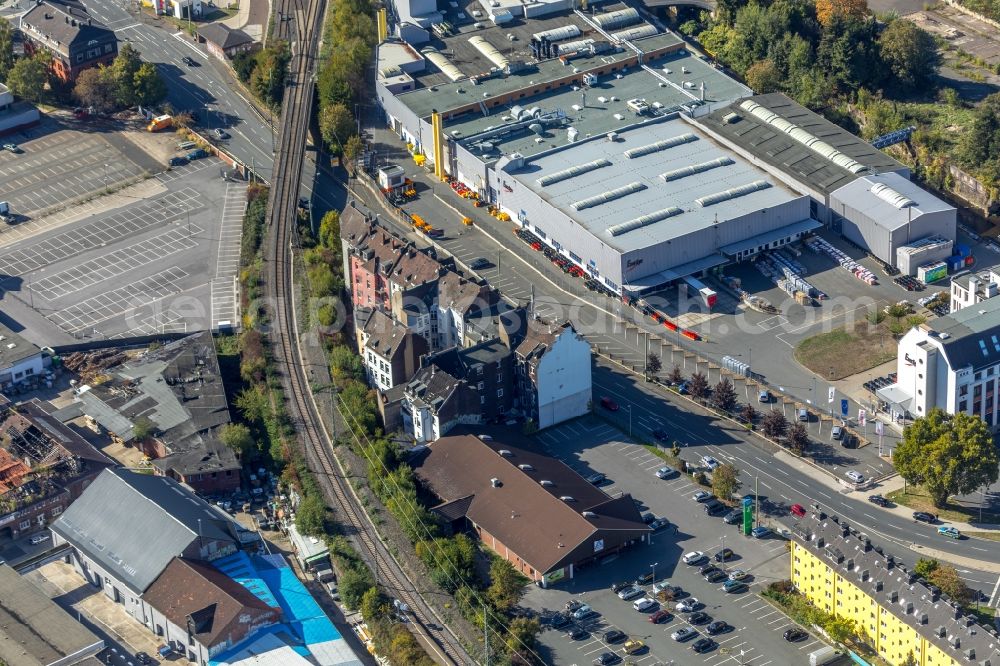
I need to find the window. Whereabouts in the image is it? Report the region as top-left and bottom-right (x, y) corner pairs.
(478, 381), (485, 390)
(51, 506), (62, 517)
(105, 43), (113, 53)
(496, 372), (502, 382)
(19, 519), (30, 529)
(481, 396), (486, 404)
(497, 389), (504, 398)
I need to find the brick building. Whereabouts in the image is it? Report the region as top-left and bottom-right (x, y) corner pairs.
(19, 0), (118, 83)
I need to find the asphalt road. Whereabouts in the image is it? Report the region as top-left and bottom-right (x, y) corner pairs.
(586, 359), (1000, 596)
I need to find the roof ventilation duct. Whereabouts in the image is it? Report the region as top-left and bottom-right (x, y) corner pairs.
(572, 182), (646, 210)
(623, 133), (697, 159)
(607, 207), (683, 237)
(696, 180), (771, 207)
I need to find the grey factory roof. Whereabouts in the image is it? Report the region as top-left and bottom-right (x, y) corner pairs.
(698, 93), (907, 195)
(924, 295), (1000, 371)
(504, 116), (801, 254)
(450, 50), (749, 159)
(0, 565), (104, 666)
(51, 467), (246, 594)
(830, 171), (956, 232)
(0, 321), (43, 372)
(794, 517), (1000, 663)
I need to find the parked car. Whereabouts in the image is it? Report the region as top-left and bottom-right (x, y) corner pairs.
(600, 396), (619, 411)
(469, 257), (490, 270)
(723, 509), (742, 524)
(569, 626), (589, 640)
(134, 653), (152, 665)
(551, 613), (571, 629)
(633, 597), (656, 612)
(635, 571), (655, 585)
(728, 569), (748, 581)
(572, 604), (595, 620)
(565, 599), (584, 612)
(169, 156), (188, 166)
(700, 455), (720, 470)
(617, 586), (643, 601)
(682, 551), (706, 565)
(29, 533), (50, 545)
(655, 466), (676, 479)
(783, 628), (808, 642)
(652, 581), (673, 593)
(623, 639), (645, 654)
(722, 580), (748, 593)
(758, 389), (771, 403)
(649, 609), (672, 624)
(751, 526), (772, 539)
(868, 494), (891, 507)
(652, 427), (669, 442)
(586, 473), (607, 485)
(675, 597), (701, 613)
(642, 512), (656, 524)
(611, 582), (632, 593)
(593, 652), (620, 665)
(845, 470), (865, 484)
(3, 143), (22, 153)
(914, 511), (936, 523)
(603, 629), (627, 643)
(182, 55), (197, 66)
(671, 627), (698, 642)
(790, 503), (807, 518)
(704, 500), (727, 516)
(692, 490), (714, 503)
(706, 621), (729, 635)
(186, 148), (208, 160)
(649, 517), (670, 532)
(691, 638), (715, 653)
(937, 526), (961, 539)
(677, 382), (689, 395)
(704, 569), (728, 583)
(689, 611), (710, 624)
(831, 425), (843, 440)
(714, 547), (735, 562)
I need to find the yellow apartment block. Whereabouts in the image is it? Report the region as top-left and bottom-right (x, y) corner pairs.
(789, 518), (998, 666)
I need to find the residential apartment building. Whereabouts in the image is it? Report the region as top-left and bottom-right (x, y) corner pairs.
(515, 321), (592, 429)
(401, 338), (515, 443)
(358, 309), (429, 392)
(878, 296), (1000, 427)
(0, 398), (113, 541)
(20, 0), (118, 83)
(790, 518), (996, 666)
(950, 270), (1000, 313)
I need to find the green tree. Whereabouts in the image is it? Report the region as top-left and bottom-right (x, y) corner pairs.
(745, 59), (783, 93)
(219, 423), (255, 456)
(6, 54), (50, 103)
(344, 134), (364, 173)
(339, 567), (374, 609)
(132, 416), (156, 441)
(826, 616), (859, 643)
(111, 42), (142, 106)
(711, 463), (742, 501)
(73, 66), (117, 112)
(959, 92), (1000, 170)
(235, 385), (270, 423)
(359, 586), (387, 621)
(133, 62), (167, 106)
(0, 21), (15, 82)
(318, 210), (340, 248)
(295, 493), (327, 536)
(486, 558), (525, 612)
(914, 557), (939, 579)
(895, 408), (999, 507)
(505, 617), (541, 664)
(319, 102), (356, 154)
(878, 19), (940, 91)
(817, 14), (882, 92)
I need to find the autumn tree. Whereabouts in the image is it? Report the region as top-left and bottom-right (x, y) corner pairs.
(745, 59), (782, 93)
(712, 377), (738, 412)
(815, 0), (868, 28)
(668, 364), (684, 385)
(740, 403), (757, 424)
(787, 422), (810, 454)
(646, 352), (662, 376)
(0, 21), (14, 81)
(74, 67), (117, 112)
(712, 463), (742, 501)
(761, 410), (788, 439)
(928, 563), (974, 605)
(319, 102), (356, 154)
(689, 371), (709, 400)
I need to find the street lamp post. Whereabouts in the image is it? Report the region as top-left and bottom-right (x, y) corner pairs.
(720, 534), (726, 572)
(650, 561), (658, 584)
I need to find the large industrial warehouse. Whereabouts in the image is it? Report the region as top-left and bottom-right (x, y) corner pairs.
(375, 0), (958, 292)
(491, 118), (817, 293)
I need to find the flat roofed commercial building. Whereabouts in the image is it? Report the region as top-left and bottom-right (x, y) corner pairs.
(494, 115), (814, 293)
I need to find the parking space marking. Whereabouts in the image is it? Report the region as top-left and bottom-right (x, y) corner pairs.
(211, 182), (246, 330)
(31, 225), (203, 300)
(0, 189), (201, 276)
(110, 310), (188, 339)
(47, 267), (189, 334)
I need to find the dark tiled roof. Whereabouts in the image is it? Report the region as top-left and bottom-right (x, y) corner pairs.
(143, 558), (280, 648)
(928, 296), (1000, 371)
(794, 518), (1000, 662)
(363, 310), (410, 358)
(515, 320), (575, 366)
(197, 23), (253, 49)
(20, 0), (113, 57)
(413, 429), (649, 574)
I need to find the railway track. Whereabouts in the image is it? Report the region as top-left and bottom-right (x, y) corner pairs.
(260, 0), (471, 663)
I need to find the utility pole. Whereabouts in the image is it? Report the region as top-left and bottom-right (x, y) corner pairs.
(754, 476), (759, 528)
(483, 600), (489, 666)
